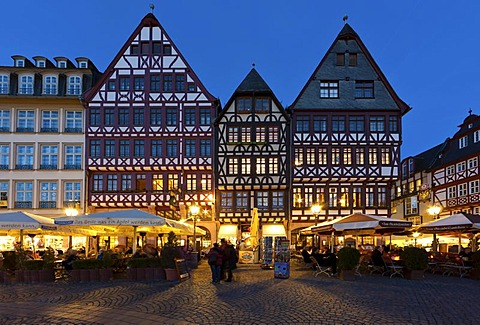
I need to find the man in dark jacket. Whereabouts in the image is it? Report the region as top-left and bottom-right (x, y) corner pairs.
(223, 241), (237, 282)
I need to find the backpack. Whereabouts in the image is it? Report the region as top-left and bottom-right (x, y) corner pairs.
(208, 250), (218, 265)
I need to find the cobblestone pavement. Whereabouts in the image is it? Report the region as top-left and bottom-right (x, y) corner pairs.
(1, 262), (479, 325)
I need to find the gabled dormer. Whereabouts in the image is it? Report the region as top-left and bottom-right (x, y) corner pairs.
(32, 56), (55, 68)
(11, 55), (33, 68)
(53, 57), (75, 69)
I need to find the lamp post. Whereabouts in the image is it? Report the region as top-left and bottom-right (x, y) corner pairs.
(412, 232), (420, 247)
(311, 204), (322, 247)
(65, 206), (79, 248)
(189, 204), (200, 252)
(427, 204), (442, 253)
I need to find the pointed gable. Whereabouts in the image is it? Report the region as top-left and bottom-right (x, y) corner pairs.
(291, 23), (410, 115)
(84, 13), (214, 103)
(235, 68), (272, 93)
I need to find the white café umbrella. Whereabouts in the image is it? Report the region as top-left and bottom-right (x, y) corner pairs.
(0, 211), (57, 247)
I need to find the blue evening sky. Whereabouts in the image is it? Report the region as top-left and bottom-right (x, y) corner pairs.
(1, 0), (479, 159)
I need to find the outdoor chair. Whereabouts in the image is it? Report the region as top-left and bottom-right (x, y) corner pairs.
(382, 256), (404, 278)
(355, 255), (371, 276)
(310, 256), (331, 277)
(442, 257), (472, 278)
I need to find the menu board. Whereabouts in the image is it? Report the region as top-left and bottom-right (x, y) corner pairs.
(274, 238), (290, 279)
(175, 258), (190, 281)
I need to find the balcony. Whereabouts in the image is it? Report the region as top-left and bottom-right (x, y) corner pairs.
(39, 201), (56, 208)
(63, 200), (80, 209)
(16, 127), (34, 133)
(64, 127), (82, 133)
(0, 164), (8, 170)
(40, 127), (59, 133)
(64, 164), (81, 170)
(0, 127), (9, 132)
(40, 164), (58, 170)
(15, 164), (33, 170)
(14, 201), (32, 209)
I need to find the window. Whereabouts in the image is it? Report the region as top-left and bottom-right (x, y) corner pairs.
(166, 140), (178, 157)
(318, 148), (327, 165)
(107, 175), (118, 191)
(470, 180), (479, 194)
(163, 45), (172, 55)
(256, 158), (266, 174)
(257, 191), (269, 210)
(201, 174), (212, 190)
(199, 109), (211, 125)
(90, 108), (100, 126)
(104, 108), (114, 126)
(185, 108), (195, 126)
(36, 60), (45, 68)
(336, 53), (345, 66)
(64, 182), (81, 203)
(122, 175), (132, 191)
(92, 175), (103, 192)
(15, 59), (25, 67)
(332, 116), (345, 132)
(368, 148), (378, 165)
(0, 145), (9, 169)
(175, 74), (185, 92)
(137, 174), (147, 192)
(65, 111), (82, 132)
(119, 140), (130, 157)
(134, 140), (145, 157)
(134, 77), (145, 91)
(133, 108), (144, 126)
(459, 136), (468, 149)
(221, 192), (233, 209)
(119, 77), (130, 91)
(268, 126), (279, 143)
(468, 158), (478, 169)
(108, 80), (116, 91)
(16, 145), (34, 169)
(40, 182), (57, 208)
(353, 187), (362, 207)
(237, 98), (252, 113)
(236, 192), (249, 210)
(241, 158), (251, 174)
(474, 130), (480, 143)
(163, 75), (172, 92)
(370, 116), (385, 132)
(166, 109), (177, 126)
(58, 61), (67, 68)
(446, 165), (455, 176)
(306, 148), (315, 165)
(64, 145), (82, 169)
(150, 108), (162, 126)
(349, 53), (357, 66)
(185, 139), (196, 157)
(67, 76), (82, 95)
(19, 75), (34, 94)
(332, 148), (340, 165)
(105, 140), (115, 157)
(0, 74), (9, 94)
(269, 157), (278, 174)
(40, 145), (58, 169)
(272, 191), (284, 209)
(294, 148), (303, 166)
(457, 161), (466, 173)
(141, 42), (149, 54)
(167, 174), (178, 190)
(17, 110), (34, 132)
(447, 186), (456, 199)
(320, 81), (339, 98)
(43, 76), (57, 95)
(79, 61), (88, 68)
(188, 83), (195, 92)
(41, 111), (59, 132)
(365, 187), (375, 207)
(339, 187), (349, 207)
(296, 116), (309, 133)
(313, 116), (327, 132)
(152, 42), (161, 54)
(118, 108), (130, 126)
(151, 140), (162, 157)
(458, 183), (467, 197)
(344, 148), (352, 165)
(389, 116), (398, 133)
(241, 127), (251, 143)
(186, 174), (197, 191)
(150, 75), (160, 92)
(349, 116), (364, 132)
(355, 81), (374, 98)
(255, 98), (269, 112)
(0, 110), (10, 132)
(378, 187), (387, 207)
(152, 174), (163, 191)
(381, 148), (390, 165)
(228, 158), (238, 175)
(256, 127), (266, 143)
(200, 140), (211, 157)
(329, 188), (338, 208)
(90, 140), (101, 157)
(15, 182), (33, 208)
(356, 148), (365, 165)
(405, 196), (418, 215)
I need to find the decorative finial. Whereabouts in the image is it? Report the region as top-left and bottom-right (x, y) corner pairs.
(469, 108), (473, 115)
(252, 63), (255, 68)
(149, 3), (155, 13)
(343, 15), (348, 24)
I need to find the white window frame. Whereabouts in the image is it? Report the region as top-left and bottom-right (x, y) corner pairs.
(470, 180), (479, 194)
(43, 75), (58, 95)
(468, 157), (478, 169)
(447, 186), (457, 199)
(0, 74), (9, 94)
(446, 165), (455, 176)
(458, 183), (467, 197)
(459, 136), (468, 149)
(39, 181), (57, 203)
(0, 110), (10, 131)
(64, 181), (81, 203)
(456, 161), (466, 173)
(36, 60), (46, 68)
(16, 145), (34, 168)
(15, 59), (24, 67)
(78, 61), (88, 68)
(19, 74), (34, 94)
(17, 110), (34, 130)
(67, 76), (82, 95)
(0, 144), (9, 169)
(65, 111), (83, 131)
(41, 110), (59, 131)
(58, 61), (67, 68)
(474, 130), (480, 143)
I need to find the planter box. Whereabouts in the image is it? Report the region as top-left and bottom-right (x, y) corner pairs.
(38, 269), (54, 282)
(71, 269), (81, 282)
(15, 270), (25, 283)
(339, 270), (355, 281)
(99, 268), (113, 281)
(89, 269), (100, 282)
(165, 268), (179, 281)
(404, 269), (424, 280)
(470, 269), (480, 280)
(154, 268), (166, 280)
(79, 269), (90, 282)
(145, 268), (155, 280)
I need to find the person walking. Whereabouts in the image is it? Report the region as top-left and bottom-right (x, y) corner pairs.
(207, 243), (223, 284)
(224, 241), (237, 282)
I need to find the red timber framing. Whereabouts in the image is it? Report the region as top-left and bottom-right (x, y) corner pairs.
(83, 13), (217, 218)
(289, 23), (410, 226)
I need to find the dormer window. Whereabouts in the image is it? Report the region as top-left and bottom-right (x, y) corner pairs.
(15, 59), (25, 67)
(78, 61), (87, 68)
(37, 61), (46, 68)
(459, 136), (468, 149)
(58, 61), (67, 68)
(67, 76), (82, 95)
(43, 75), (58, 95)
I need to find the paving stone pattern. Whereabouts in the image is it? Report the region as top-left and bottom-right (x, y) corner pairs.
(0, 262), (479, 324)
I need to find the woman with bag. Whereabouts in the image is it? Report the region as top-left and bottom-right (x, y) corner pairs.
(207, 243), (223, 284)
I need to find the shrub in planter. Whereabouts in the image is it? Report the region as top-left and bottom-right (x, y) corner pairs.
(337, 247), (360, 281)
(470, 251), (480, 280)
(400, 247), (428, 280)
(161, 231), (183, 270)
(72, 259), (102, 282)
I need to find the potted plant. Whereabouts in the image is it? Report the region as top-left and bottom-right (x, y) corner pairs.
(99, 251), (113, 281)
(24, 260), (44, 283)
(161, 231), (182, 281)
(39, 247), (55, 282)
(470, 251), (480, 280)
(400, 247), (428, 280)
(72, 259), (102, 282)
(337, 247), (360, 281)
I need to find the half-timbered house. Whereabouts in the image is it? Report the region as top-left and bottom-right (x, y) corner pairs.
(289, 23), (410, 230)
(83, 14), (217, 224)
(214, 68), (290, 241)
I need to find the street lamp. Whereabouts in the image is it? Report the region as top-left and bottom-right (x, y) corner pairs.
(412, 232), (420, 247)
(189, 204), (200, 252)
(427, 204), (442, 253)
(65, 206), (79, 217)
(311, 204), (322, 226)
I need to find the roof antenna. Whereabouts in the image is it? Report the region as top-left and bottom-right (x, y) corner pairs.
(149, 3), (155, 13)
(343, 15), (348, 24)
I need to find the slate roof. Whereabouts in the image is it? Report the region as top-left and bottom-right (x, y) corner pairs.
(235, 68), (273, 93)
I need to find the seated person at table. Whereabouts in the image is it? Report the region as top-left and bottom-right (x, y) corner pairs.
(371, 246), (384, 267)
(459, 247), (472, 266)
(62, 250), (78, 271)
(312, 247), (337, 275)
(301, 246), (312, 264)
